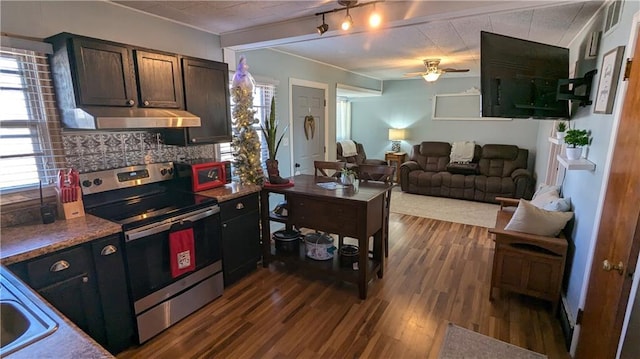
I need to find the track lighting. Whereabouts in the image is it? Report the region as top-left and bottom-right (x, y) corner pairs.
(341, 9), (353, 31)
(314, 0), (383, 35)
(317, 14), (329, 35)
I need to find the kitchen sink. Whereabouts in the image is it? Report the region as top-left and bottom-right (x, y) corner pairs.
(0, 269), (58, 356)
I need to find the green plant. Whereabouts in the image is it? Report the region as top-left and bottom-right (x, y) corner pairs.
(260, 97), (288, 160)
(556, 121), (567, 132)
(341, 167), (357, 178)
(564, 129), (590, 148)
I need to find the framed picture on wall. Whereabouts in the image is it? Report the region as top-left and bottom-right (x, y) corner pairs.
(594, 46), (626, 114)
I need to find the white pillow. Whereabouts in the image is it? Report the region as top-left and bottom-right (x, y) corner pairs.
(532, 184), (560, 199)
(530, 189), (571, 212)
(504, 199), (573, 236)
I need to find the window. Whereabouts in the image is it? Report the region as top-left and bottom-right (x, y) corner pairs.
(219, 83), (276, 166)
(336, 97), (351, 141)
(0, 46), (61, 192)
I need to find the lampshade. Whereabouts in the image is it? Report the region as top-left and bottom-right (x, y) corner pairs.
(388, 128), (406, 141)
(423, 72), (441, 82)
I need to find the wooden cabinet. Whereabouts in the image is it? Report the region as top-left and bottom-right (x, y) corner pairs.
(489, 204), (568, 313)
(20, 245), (107, 345)
(220, 193), (261, 286)
(68, 36), (138, 107)
(90, 235), (135, 354)
(163, 57), (232, 145)
(9, 234), (134, 354)
(134, 50), (183, 109)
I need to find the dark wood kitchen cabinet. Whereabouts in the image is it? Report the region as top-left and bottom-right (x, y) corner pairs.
(52, 35), (138, 107)
(134, 50), (183, 109)
(8, 234), (134, 354)
(162, 57), (232, 145)
(90, 234), (135, 354)
(220, 193), (261, 286)
(12, 244), (108, 346)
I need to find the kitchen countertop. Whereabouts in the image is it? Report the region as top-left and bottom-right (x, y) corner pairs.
(0, 182), (261, 359)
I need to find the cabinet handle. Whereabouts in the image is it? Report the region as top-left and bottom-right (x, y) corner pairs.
(82, 276), (88, 283)
(144, 100), (150, 106)
(223, 223), (227, 228)
(236, 202), (244, 210)
(127, 99), (135, 106)
(50, 260), (70, 272)
(191, 138), (197, 143)
(100, 244), (118, 256)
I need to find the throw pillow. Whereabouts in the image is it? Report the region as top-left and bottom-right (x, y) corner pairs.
(505, 199), (573, 236)
(530, 189), (571, 212)
(532, 184), (560, 199)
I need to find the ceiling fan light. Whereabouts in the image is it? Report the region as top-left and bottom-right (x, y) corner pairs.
(423, 72), (441, 82)
(341, 14), (353, 30)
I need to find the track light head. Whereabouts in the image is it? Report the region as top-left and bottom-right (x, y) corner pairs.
(341, 10), (353, 31)
(317, 23), (329, 35)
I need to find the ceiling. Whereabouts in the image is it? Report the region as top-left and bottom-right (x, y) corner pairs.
(113, 1), (604, 81)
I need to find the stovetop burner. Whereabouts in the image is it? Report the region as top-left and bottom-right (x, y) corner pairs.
(80, 162), (218, 231)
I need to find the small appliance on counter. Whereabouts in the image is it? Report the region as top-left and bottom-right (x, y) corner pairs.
(174, 159), (231, 192)
(55, 168), (85, 220)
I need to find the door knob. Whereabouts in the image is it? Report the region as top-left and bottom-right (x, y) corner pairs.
(602, 259), (624, 275)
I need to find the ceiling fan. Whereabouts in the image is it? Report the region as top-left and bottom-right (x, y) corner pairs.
(404, 59), (470, 82)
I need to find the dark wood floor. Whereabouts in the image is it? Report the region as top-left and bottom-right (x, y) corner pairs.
(118, 213), (570, 359)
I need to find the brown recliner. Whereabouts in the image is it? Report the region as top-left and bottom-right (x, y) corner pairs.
(336, 141), (387, 166)
(399, 141), (534, 203)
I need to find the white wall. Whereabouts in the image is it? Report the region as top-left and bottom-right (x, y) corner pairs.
(0, 1), (222, 61)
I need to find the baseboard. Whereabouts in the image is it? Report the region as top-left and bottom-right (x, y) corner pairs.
(558, 295), (574, 351)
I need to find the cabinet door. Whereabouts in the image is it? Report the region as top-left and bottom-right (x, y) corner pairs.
(221, 194), (261, 286)
(182, 58), (232, 144)
(71, 37), (137, 107)
(134, 50), (183, 109)
(38, 270), (107, 346)
(91, 235), (134, 354)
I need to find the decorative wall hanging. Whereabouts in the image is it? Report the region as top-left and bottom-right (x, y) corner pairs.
(594, 46), (625, 114)
(304, 115), (315, 140)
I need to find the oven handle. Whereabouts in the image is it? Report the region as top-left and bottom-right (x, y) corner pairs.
(124, 206), (219, 242)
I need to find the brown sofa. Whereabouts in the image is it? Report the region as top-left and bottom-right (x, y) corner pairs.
(399, 141), (534, 203)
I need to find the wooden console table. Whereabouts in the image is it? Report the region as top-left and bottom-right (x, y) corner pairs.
(260, 174), (391, 299)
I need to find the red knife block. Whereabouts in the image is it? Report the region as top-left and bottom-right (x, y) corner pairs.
(56, 187), (85, 220)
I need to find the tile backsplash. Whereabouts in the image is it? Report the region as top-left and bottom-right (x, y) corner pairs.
(62, 131), (216, 173)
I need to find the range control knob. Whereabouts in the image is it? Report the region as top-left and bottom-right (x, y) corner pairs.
(82, 180), (92, 187)
(93, 178), (103, 186)
(161, 169), (168, 176)
(168, 168), (174, 175)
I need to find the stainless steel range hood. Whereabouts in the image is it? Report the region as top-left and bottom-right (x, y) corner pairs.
(61, 107), (201, 130)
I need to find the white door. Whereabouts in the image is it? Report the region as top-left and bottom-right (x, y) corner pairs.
(291, 85), (325, 175)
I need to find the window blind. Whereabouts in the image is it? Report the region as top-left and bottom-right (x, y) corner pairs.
(0, 46), (64, 191)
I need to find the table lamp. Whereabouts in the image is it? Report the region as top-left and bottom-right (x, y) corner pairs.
(388, 128), (405, 152)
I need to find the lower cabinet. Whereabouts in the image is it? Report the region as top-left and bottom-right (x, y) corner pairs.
(221, 193), (261, 287)
(9, 234), (134, 354)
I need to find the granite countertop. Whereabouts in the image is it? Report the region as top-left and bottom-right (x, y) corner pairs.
(0, 214), (122, 266)
(197, 182), (261, 201)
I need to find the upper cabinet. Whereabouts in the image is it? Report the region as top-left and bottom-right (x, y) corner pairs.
(134, 50), (183, 109)
(69, 37), (137, 107)
(163, 57), (232, 145)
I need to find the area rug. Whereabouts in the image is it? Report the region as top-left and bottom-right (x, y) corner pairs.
(390, 188), (499, 228)
(438, 323), (547, 359)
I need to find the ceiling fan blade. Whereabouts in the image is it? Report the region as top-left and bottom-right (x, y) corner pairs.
(403, 72), (426, 77)
(441, 68), (470, 73)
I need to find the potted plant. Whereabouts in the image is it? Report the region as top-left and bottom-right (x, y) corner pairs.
(556, 121), (567, 140)
(564, 128), (590, 160)
(340, 167), (357, 186)
(260, 97), (290, 184)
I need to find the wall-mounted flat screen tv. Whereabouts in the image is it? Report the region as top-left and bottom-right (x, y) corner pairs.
(481, 31), (569, 119)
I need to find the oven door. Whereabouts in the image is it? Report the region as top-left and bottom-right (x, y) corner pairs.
(123, 206), (221, 302)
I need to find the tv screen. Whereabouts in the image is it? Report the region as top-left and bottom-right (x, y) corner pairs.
(481, 31), (569, 119)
